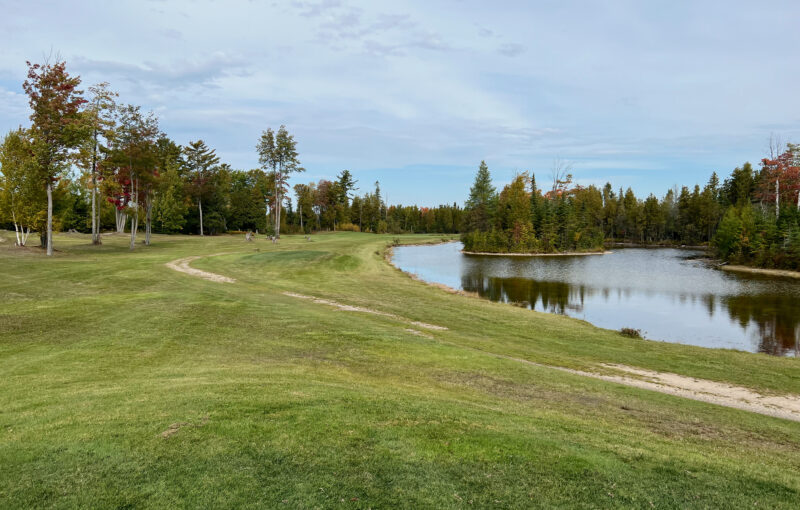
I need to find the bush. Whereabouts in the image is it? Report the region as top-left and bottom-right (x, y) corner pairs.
(337, 222), (361, 232)
(620, 328), (642, 339)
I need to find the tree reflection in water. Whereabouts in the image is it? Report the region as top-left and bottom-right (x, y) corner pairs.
(462, 273), (800, 357)
(724, 294), (800, 356)
(461, 274), (580, 315)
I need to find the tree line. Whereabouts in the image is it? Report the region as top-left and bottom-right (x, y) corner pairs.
(0, 59), (466, 254)
(461, 150), (800, 270)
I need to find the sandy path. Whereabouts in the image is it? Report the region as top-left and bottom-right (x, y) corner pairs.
(591, 364), (800, 422)
(166, 255), (236, 283)
(283, 291), (448, 331)
(492, 352), (800, 422)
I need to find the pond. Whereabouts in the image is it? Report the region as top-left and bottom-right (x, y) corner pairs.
(392, 242), (800, 357)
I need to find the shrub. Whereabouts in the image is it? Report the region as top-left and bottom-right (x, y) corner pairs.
(337, 222), (361, 232)
(620, 328), (642, 339)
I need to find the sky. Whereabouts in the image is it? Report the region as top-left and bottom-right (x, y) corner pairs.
(1, 0), (799, 206)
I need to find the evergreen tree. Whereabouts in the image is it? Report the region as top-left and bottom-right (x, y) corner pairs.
(465, 160), (496, 231)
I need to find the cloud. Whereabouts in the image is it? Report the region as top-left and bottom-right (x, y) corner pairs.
(293, 2), (449, 55)
(72, 52), (251, 92)
(0, 88), (28, 121)
(155, 28), (183, 40)
(291, 0), (343, 18)
(498, 43), (525, 57)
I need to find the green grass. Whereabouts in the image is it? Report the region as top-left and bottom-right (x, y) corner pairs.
(1, 230), (799, 508)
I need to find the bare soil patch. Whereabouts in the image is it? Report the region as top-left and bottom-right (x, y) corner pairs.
(283, 291), (448, 331)
(166, 255), (236, 283)
(492, 352), (800, 422)
(160, 415), (209, 439)
(594, 364), (800, 422)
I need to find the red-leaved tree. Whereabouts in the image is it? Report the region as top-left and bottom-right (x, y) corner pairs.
(760, 148), (800, 215)
(22, 59), (87, 255)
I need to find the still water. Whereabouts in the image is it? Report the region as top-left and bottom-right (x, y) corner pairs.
(392, 242), (800, 357)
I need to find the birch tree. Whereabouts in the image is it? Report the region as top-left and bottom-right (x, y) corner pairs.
(78, 82), (117, 245)
(111, 105), (159, 250)
(0, 128), (43, 246)
(257, 125), (302, 239)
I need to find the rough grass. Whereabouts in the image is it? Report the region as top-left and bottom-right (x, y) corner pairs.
(1, 230), (799, 508)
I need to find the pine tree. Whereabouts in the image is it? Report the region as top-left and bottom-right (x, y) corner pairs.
(465, 160), (496, 231)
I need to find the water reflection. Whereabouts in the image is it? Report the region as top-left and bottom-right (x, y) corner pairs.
(392, 242), (800, 357)
(724, 294), (800, 356)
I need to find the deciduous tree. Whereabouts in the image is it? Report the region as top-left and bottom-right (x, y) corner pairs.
(22, 59), (87, 255)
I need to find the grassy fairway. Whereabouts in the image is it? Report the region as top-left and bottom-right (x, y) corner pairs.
(1, 231), (799, 508)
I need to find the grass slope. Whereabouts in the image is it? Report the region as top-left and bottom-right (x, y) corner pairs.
(1, 231), (799, 508)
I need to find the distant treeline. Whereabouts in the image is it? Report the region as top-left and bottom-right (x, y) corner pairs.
(0, 139), (464, 238)
(461, 149), (800, 270)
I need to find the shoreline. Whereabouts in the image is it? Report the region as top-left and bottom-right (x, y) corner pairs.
(720, 264), (800, 279)
(385, 241), (479, 298)
(606, 242), (707, 250)
(462, 250), (611, 257)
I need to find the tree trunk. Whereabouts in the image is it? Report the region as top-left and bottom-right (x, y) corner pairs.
(265, 197), (269, 235)
(145, 193), (153, 246)
(91, 130), (101, 245)
(46, 180), (53, 256)
(129, 211), (138, 250)
(299, 208), (303, 231)
(12, 212), (21, 246)
(91, 179), (98, 244)
(199, 198), (204, 236)
(275, 188), (281, 239)
(776, 179), (780, 217)
(129, 178), (138, 250)
(115, 208), (127, 233)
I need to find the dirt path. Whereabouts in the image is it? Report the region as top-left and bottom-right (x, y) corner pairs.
(166, 255), (236, 283)
(494, 352), (800, 422)
(591, 364), (800, 422)
(283, 291), (448, 331)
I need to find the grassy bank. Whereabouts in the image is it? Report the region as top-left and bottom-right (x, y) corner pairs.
(1, 231), (799, 508)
